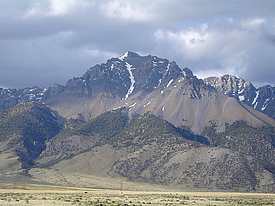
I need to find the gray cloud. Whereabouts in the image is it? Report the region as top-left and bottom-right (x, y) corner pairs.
(0, 0), (275, 88)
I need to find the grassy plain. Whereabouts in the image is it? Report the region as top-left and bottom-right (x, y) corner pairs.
(0, 184), (274, 206)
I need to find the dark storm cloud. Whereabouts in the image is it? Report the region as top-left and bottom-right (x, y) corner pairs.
(0, 0), (275, 88)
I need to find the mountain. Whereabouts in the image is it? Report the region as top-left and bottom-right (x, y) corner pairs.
(0, 104), (272, 191)
(1, 52), (274, 133)
(0, 87), (46, 112)
(33, 108), (275, 191)
(0, 102), (63, 170)
(36, 51), (274, 133)
(44, 51), (195, 101)
(0, 51), (275, 191)
(204, 75), (275, 119)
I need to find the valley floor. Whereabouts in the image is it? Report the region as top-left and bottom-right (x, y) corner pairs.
(0, 184), (274, 206)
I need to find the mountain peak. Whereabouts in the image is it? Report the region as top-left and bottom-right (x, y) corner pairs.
(67, 52), (197, 99)
(204, 74), (254, 91)
(204, 74), (256, 101)
(118, 51), (140, 61)
(1, 52), (274, 121)
(205, 74), (250, 84)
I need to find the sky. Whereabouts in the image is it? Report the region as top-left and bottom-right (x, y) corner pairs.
(0, 0), (275, 88)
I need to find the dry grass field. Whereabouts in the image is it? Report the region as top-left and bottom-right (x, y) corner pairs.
(0, 184), (274, 206)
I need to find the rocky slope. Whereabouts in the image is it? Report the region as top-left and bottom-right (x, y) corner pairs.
(0, 102), (63, 169)
(204, 75), (275, 119)
(34, 108), (275, 191)
(0, 95), (274, 191)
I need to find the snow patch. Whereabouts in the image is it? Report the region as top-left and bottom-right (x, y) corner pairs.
(238, 88), (245, 94)
(154, 78), (162, 88)
(239, 95), (245, 101)
(111, 64), (114, 70)
(166, 79), (174, 87)
(144, 101), (151, 107)
(119, 52), (129, 61)
(28, 94), (35, 100)
(160, 90), (164, 94)
(129, 102), (136, 108)
(50, 111), (57, 118)
(182, 70), (187, 76)
(125, 62), (135, 100)
(252, 90), (259, 108)
(164, 62), (170, 77)
(157, 78), (162, 87)
(112, 106), (122, 111)
(161, 106), (165, 111)
(178, 78), (184, 83)
(254, 102), (258, 109)
(262, 98), (270, 111)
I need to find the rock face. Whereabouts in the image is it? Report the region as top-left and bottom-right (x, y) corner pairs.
(47, 51), (194, 98)
(204, 75), (275, 119)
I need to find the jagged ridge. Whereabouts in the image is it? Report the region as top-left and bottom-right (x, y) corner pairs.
(204, 75), (275, 119)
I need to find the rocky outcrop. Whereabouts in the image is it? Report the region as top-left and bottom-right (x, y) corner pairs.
(204, 75), (275, 119)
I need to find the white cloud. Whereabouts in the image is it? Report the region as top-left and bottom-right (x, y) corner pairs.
(49, 0), (78, 15)
(196, 69), (227, 79)
(82, 48), (117, 59)
(241, 17), (266, 29)
(100, 0), (154, 22)
(155, 26), (211, 60)
(153, 20), (274, 82)
(1, 0), (275, 87)
(24, 0), (91, 17)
